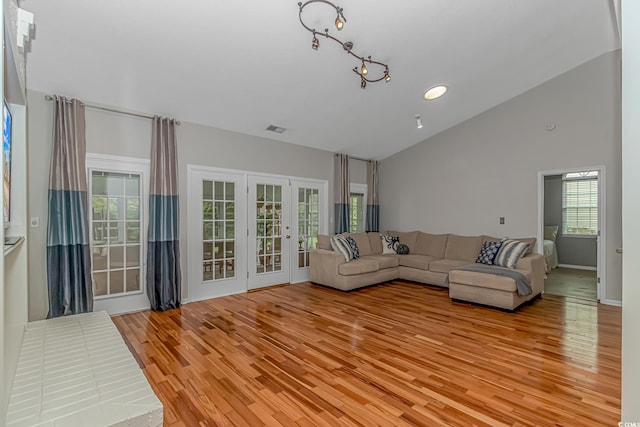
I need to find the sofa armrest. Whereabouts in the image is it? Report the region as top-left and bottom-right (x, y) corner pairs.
(309, 249), (345, 285)
(516, 253), (546, 297)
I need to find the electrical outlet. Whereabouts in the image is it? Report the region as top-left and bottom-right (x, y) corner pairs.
(30, 216), (40, 228)
(499, 217), (505, 225)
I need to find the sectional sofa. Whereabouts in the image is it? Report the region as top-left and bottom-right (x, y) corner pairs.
(309, 231), (546, 310)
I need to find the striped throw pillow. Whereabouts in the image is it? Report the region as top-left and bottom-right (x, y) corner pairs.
(494, 239), (530, 269)
(330, 234), (355, 262)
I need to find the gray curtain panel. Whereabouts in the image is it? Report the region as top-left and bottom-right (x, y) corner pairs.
(147, 116), (181, 311)
(334, 153), (350, 234)
(46, 96), (93, 318)
(366, 160), (380, 232)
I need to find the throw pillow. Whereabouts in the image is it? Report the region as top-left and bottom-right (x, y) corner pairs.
(330, 234), (354, 262)
(494, 239), (530, 269)
(544, 225), (559, 242)
(475, 240), (503, 265)
(396, 243), (410, 255)
(380, 235), (399, 254)
(345, 236), (360, 259)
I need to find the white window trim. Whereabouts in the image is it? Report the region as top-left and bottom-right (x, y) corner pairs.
(86, 154), (150, 308)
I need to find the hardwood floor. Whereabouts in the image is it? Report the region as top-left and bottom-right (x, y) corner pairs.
(545, 268), (597, 300)
(113, 281), (621, 426)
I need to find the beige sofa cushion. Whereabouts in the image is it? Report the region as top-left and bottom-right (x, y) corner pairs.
(483, 235), (537, 255)
(364, 255), (399, 269)
(368, 232), (383, 254)
(338, 258), (379, 276)
(398, 254), (438, 270)
(386, 230), (419, 253)
(448, 268), (532, 292)
(317, 234), (331, 250)
(415, 233), (448, 258)
(429, 259), (473, 274)
(444, 235), (484, 261)
(344, 232), (373, 256)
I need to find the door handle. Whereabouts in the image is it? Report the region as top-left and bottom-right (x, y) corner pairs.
(285, 235), (291, 239)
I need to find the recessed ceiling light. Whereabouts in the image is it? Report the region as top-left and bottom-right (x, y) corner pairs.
(424, 85), (447, 100)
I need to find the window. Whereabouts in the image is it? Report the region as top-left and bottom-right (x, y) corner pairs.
(349, 183), (367, 233)
(562, 171), (598, 236)
(90, 170), (144, 298)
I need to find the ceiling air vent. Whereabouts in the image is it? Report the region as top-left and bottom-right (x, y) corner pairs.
(266, 125), (287, 134)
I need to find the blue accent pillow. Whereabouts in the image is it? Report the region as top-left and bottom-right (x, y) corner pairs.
(476, 240), (503, 265)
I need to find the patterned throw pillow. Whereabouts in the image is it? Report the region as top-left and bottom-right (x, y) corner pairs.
(380, 235), (399, 254)
(345, 236), (360, 259)
(494, 239), (530, 269)
(396, 243), (410, 255)
(476, 240), (503, 265)
(330, 234), (355, 262)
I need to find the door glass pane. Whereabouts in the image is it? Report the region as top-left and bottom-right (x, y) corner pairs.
(256, 183), (284, 274)
(90, 170), (143, 299)
(298, 188), (319, 268)
(202, 179), (236, 281)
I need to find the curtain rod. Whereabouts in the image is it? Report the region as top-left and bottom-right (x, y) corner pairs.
(335, 153), (372, 162)
(44, 95), (181, 125)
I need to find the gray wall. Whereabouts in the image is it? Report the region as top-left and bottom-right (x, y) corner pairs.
(544, 175), (597, 267)
(379, 50), (622, 302)
(26, 89), (352, 321)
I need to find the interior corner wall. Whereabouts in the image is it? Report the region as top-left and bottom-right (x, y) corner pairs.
(26, 89), (336, 321)
(379, 50), (622, 301)
(622, 0), (640, 420)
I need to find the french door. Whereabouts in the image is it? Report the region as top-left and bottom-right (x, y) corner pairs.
(248, 176), (291, 289)
(188, 166), (328, 300)
(188, 168), (247, 302)
(291, 180), (325, 283)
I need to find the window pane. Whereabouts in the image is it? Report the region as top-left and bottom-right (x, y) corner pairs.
(203, 242), (213, 260)
(110, 271), (124, 294)
(226, 221), (235, 239)
(93, 272), (108, 296)
(92, 175), (107, 196)
(126, 269), (140, 292)
(126, 245), (140, 267)
(107, 175), (124, 196)
(215, 202), (224, 220)
(203, 221), (213, 240)
(125, 176), (140, 197)
(92, 247), (107, 271)
(203, 201), (213, 220)
(214, 181), (224, 200)
(203, 180), (213, 200)
(227, 202), (235, 220)
(126, 198), (140, 220)
(203, 261), (213, 281)
(126, 222), (140, 243)
(225, 182), (234, 201)
(109, 246), (124, 269)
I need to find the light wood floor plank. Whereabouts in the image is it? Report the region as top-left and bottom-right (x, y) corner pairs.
(113, 281), (620, 426)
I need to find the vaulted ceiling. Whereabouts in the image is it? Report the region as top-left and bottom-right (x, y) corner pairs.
(23, 0), (620, 160)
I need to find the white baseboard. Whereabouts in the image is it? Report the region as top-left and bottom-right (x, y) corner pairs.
(601, 299), (622, 306)
(557, 264), (597, 271)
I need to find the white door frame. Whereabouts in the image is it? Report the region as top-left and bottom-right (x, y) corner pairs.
(537, 165), (606, 301)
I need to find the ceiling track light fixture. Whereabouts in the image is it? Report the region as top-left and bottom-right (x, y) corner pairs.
(298, 0), (391, 89)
